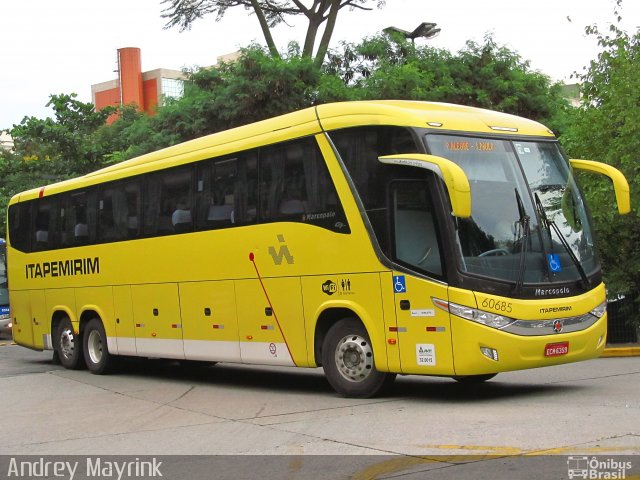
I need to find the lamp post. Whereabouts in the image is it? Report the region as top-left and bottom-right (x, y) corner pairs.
(383, 22), (441, 44)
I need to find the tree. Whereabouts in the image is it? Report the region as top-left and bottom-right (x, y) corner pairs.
(161, 0), (384, 67)
(325, 34), (570, 130)
(560, 2), (640, 304)
(11, 93), (116, 175)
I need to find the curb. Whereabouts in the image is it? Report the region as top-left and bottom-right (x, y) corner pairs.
(601, 346), (640, 357)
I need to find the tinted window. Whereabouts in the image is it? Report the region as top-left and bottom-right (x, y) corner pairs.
(8, 202), (31, 252)
(260, 137), (348, 232)
(60, 191), (95, 247)
(8, 136), (349, 252)
(330, 126), (419, 210)
(99, 181), (141, 242)
(33, 199), (57, 251)
(330, 126), (421, 252)
(144, 166), (193, 235)
(196, 152), (258, 229)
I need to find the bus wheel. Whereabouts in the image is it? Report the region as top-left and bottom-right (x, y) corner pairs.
(83, 318), (113, 375)
(55, 317), (84, 370)
(452, 374), (497, 383)
(321, 318), (395, 398)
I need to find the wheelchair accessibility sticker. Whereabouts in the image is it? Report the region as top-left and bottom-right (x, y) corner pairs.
(393, 275), (407, 293)
(547, 253), (562, 273)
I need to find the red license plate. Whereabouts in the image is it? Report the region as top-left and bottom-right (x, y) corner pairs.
(545, 342), (569, 357)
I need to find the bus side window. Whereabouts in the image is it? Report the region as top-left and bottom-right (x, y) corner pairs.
(260, 143), (298, 221)
(260, 137), (347, 232)
(8, 202), (32, 253)
(196, 152), (258, 230)
(144, 166), (193, 236)
(33, 200), (57, 251)
(97, 181), (140, 242)
(60, 191), (93, 247)
(197, 158), (236, 229)
(234, 153), (258, 224)
(123, 181), (142, 239)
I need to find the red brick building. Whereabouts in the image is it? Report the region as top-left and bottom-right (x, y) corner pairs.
(91, 48), (184, 122)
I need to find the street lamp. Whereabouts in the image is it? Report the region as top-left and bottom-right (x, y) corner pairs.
(383, 22), (441, 44)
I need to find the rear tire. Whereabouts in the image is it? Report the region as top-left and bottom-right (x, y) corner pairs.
(54, 317), (84, 370)
(83, 318), (113, 375)
(321, 318), (395, 398)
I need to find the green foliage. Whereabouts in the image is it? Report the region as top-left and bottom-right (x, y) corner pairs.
(325, 34), (570, 130)
(11, 93), (116, 175)
(560, 5), (640, 302)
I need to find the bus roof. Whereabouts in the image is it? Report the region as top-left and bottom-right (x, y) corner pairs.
(10, 101), (554, 203)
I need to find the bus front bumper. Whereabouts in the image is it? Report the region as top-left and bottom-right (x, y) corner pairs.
(450, 313), (608, 376)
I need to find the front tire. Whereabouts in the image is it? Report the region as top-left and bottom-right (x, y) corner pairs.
(83, 318), (114, 375)
(54, 317), (84, 370)
(322, 318), (395, 398)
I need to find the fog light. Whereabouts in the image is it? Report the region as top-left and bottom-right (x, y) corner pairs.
(480, 347), (499, 361)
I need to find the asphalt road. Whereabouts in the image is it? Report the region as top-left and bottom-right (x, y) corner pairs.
(0, 342), (638, 479)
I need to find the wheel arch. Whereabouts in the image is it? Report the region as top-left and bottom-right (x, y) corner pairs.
(312, 302), (388, 371)
(77, 307), (106, 335)
(79, 308), (100, 333)
(51, 307), (76, 338)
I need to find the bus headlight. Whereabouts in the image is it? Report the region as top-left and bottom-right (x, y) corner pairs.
(590, 301), (607, 319)
(433, 298), (516, 330)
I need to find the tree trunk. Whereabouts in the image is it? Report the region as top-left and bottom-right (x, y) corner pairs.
(314, 0), (340, 68)
(303, 18), (322, 58)
(250, 0), (281, 58)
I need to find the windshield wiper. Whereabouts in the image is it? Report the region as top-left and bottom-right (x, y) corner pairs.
(533, 192), (590, 289)
(513, 189), (530, 294)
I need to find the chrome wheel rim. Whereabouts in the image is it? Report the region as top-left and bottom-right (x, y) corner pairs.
(87, 329), (103, 365)
(59, 326), (76, 360)
(334, 333), (373, 383)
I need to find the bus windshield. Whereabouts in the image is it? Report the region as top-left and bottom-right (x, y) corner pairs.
(426, 134), (598, 286)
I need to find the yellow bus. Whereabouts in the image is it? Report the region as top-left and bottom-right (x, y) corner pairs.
(6, 101), (631, 397)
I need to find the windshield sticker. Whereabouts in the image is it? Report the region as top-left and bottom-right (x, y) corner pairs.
(393, 275), (407, 294)
(515, 143), (532, 155)
(547, 254), (562, 273)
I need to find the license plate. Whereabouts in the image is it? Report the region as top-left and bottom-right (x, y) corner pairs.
(545, 342), (569, 357)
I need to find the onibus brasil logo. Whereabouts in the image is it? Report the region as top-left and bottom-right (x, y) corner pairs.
(567, 456), (632, 479)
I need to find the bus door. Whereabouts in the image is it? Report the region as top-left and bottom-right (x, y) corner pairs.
(235, 277), (306, 367)
(131, 283), (184, 359)
(392, 275), (454, 374)
(388, 180), (455, 375)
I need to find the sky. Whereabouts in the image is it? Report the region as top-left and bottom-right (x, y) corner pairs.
(1, 0), (639, 130)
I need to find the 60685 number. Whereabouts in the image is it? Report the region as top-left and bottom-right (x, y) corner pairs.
(481, 297), (513, 313)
